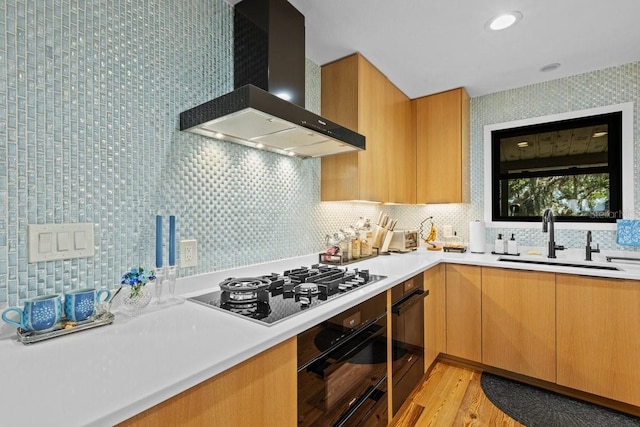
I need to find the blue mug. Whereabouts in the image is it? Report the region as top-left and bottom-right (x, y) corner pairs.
(64, 288), (112, 322)
(2, 295), (63, 332)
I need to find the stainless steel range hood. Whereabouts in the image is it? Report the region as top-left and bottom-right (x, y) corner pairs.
(179, 0), (365, 158)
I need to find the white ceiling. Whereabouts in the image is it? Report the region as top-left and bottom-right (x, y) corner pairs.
(227, 0), (640, 99)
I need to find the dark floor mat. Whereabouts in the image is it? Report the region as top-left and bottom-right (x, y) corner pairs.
(480, 372), (640, 427)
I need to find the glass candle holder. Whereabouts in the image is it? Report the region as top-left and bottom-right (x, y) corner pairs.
(167, 266), (177, 300)
(153, 267), (166, 304)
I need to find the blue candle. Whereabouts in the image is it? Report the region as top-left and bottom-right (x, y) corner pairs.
(169, 215), (176, 266)
(155, 215), (163, 268)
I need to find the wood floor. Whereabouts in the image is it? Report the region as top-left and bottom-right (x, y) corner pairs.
(391, 361), (524, 426)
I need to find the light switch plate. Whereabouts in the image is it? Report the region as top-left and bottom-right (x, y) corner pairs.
(28, 223), (95, 263)
(38, 232), (53, 253)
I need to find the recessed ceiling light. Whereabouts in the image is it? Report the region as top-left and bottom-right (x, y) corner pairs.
(255, 143), (264, 149)
(517, 141), (529, 148)
(540, 63), (561, 72)
(486, 11), (522, 31)
(592, 131), (608, 138)
(214, 132), (224, 139)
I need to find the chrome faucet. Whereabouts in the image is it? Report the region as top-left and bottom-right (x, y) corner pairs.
(585, 230), (600, 261)
(542, 208), (565, 258)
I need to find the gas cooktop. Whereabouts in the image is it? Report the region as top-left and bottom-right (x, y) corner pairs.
(187, 265), (386, 326)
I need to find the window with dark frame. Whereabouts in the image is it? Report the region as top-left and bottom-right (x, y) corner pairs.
(491, 112), (623, 223)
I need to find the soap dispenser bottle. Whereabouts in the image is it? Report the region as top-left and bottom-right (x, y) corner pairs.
(507, 233), (518, 255)
(494, 234), (505, 254)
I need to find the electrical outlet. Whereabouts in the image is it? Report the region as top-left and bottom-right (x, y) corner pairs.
(180, 239), (198, 268)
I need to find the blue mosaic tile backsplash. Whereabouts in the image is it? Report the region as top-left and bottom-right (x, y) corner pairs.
(1, 0), (639, 307)
(469, 63), (640, 253)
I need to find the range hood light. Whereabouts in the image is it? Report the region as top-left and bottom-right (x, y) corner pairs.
(190, 127), (221, 140)
(275, 91), (292, 101)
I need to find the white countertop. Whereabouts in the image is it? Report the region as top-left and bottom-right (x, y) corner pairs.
(1, 248), (639, 426)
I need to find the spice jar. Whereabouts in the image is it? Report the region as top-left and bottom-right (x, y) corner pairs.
(337, 231), (350, 262)
(360, 227), (373, 257)
(351, 231), (361, 259)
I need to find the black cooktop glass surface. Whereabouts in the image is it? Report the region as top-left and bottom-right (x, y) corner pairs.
(187, 265), (386, 326)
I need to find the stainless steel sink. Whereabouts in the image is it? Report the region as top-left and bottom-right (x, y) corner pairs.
(497, 256), (621, 271)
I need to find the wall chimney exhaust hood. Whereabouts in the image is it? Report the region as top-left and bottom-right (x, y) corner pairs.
(179, 0), (365, 158)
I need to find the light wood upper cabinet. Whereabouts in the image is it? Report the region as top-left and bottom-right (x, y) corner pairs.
(557, 274), (640, 407)
(387, 77), (416, 204)
(481, 267), (556, 382)
(321, 53), (415, 203)
(319, 54), (360, 201)
(424, 263), (446, 370)
(445, 264), (481, 362)
(414, 88), (470, 204)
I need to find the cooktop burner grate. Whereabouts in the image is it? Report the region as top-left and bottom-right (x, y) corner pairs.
(188, 265), (386, 326)
(219, 277), (271, 292)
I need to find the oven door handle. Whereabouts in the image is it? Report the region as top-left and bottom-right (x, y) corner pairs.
(391, 288), (429, 315)
(334, 374), (387, 427)
(298, 312), (385, 373)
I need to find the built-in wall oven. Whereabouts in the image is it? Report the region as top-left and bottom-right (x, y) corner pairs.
(296, 273), (427, 426)
(297, 291), (389, 427)
(390, 273), (426, 415)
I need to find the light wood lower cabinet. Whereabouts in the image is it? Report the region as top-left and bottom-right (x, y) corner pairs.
(119, 338), (297, 427)
(445, 264), (481, 362)
(557, 275), (640, 407)
(424, 263), (445, 369)
(118, 268), (640, 426)
(481, 267), (556, 382)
